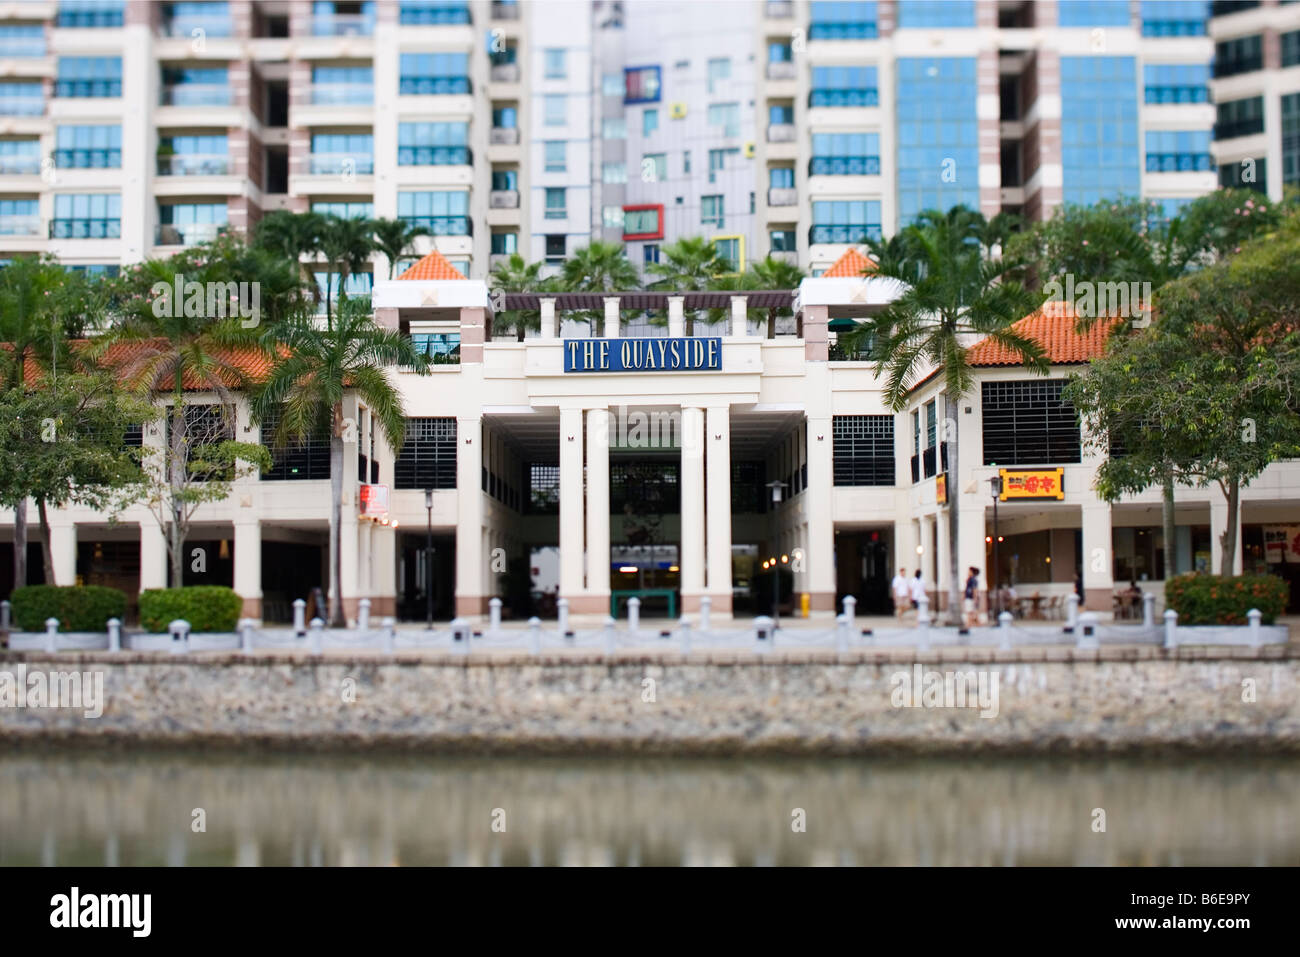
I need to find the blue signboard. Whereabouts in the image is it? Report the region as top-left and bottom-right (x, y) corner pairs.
(564, 337), (722, 373)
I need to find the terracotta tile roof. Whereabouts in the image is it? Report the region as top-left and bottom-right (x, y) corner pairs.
(821, 247), (876, 278)
(8, 340), (276, 390)
(966, 299), (1119, 367)
(396, 249), (467, 281)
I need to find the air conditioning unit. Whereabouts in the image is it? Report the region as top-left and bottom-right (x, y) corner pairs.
(743, 141), (756, 158)
(669, 101), (687, 119)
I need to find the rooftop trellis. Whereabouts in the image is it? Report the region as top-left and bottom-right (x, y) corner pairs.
(499, 291), (797, 311)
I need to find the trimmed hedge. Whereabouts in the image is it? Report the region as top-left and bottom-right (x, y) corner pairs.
(139, 586), (244, 633)
(1164, 573), (1288, 626)
(10, 585), (127, 632)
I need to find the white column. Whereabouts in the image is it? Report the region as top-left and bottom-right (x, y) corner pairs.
(602, 297), (620, 338)
(372, 523), (398, 616)
(455, 416), (484, 616)
(705, 405), (732, 608)
(805, 415), (835, 612)
(139, 522), (167, 590)
(1081, 502), (1115, 611)
(559, 407), (585, 600)
(585, 408), (610, 597)
(233, 521), (261, 619)
(667, 296), (685, 337)
(50, 524), (77, 588)
(729, 296), (748, 337)
(680, 406), (705, 602)
(540, 297), (557, 339)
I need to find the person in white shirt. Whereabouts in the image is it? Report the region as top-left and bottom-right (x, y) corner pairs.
(891, 569), (911, 620)
(909, 570), (926, 612)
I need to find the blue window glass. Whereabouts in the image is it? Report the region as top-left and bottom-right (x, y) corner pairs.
(1144, 130), (1213, 172)
(163, 2), (232, 38)
(0, 139), (41, 175)
(311, 65), (372, 105)
(1214, 95), (1264, 140)
(896, 58), (978, 224)
(55, 125), (121, 168)
(0, 198), (40, 236)
(397, 123), (468, 165)
(397, 191), (470, 234)
(312, 0), (375, 36)
(769, 41), (793, 63)
(0, 82), (43, 116)
(399, 53), (471, 94)
(769, 167), (795, 189)
(809, 2), (878, 39)
(158, 202), (227, 245)
(58, 1), (124, 28)
(1285, 93), (1300, 186)
(1140, 0), (1207, 36)
(1143, 63), (1209, 103)
(56, 57), (122, 98)
(162, 66), (231, 105)
(493, 106), (517, 128)
(398, 1), (470, 24)
(312, 201), (374, 219)
(897, 1), (974, 28)
(810, 65), (878, 107)
(52, 193), (121, 238)
(490, 233), (517, 255)
(770, 229), (796, 253)
(769, 104), (794, 125)
(811, 132), (881, 175)
(0, 25), (46, 57)
(811, 200), (881, 244)
(309, 132), (373, 174)
(1060, 57), (1139, 206)
(316, 270), (373, 305)
(158, 133), (228, 175)
(1213, 34), (1263, 78)
(1058, 0), (1129, 26)
(64, 263), (120, 278)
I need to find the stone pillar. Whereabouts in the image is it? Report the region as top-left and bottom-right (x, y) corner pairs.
(139, 522), (167, 590)
(459, 306), (487, 364)
(802, 304), (828, 360)
(729, 296), (748, 337)
(602, 297), (620, 338)
(233, 521), (261, 619)
(1081, 502), (1115, 611)
(1210, 495), (1244, 576)
(454, 416), (485, 616)
(49, 524), (77, 588)
(705, 405), (732, 614)
(585, 408), (611, 606)
(370, 522), (398, 619)
(805, 415), (835, 612)
(540, 297), (556, 339)
(558, 407), (586, 605)
(667, 296), (685, 337)
(374, 307), (399, 331)
(679, 406), (705, 609)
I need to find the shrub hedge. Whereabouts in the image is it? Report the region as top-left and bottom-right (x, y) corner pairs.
(1163, 573), (1288, 625)
(139, 586), (244, 633)
(10, 585), (127, 632)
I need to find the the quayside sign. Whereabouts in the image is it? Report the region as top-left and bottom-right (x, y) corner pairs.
(564, 337), (722, 373)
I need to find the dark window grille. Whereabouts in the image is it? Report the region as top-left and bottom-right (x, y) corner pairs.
(261, 405), (331, 481)
(528, 463), (559, 514)
(166, 404), (235, 480)
(611, 462), (680, 514)
(731, 461), (766, 512)
(982, 380), (1081, 466)
(833, 415), (894, 485)
(394, 417), (456, 489)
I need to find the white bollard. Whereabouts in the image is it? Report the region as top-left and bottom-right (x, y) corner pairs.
(835, 613), (849, 654)
(1247, 608), (1262, 647)
(527, 616), (541, 656)
(627, 596), (640, 634)
(293, 598), (307, 637)
(357, 598), (371, 632)
(1, 599), (10, 633)
(489, 597), (502, 633)
(754, 615), (775, 650)
(603, 616), (617, 655)
(107, 618), (121, 653)
(44, 617), (59, 653)
(679, 617), (692, 655)
(556, 598), (570, 636)
(168, 619), (190, 655)
(450, 617), (470, 652)
(381, 616), (396, 655)
(1076, 611), (1099, 650)
(309, 618), (325, 654)
(1163, 608), (1178, 650)
(998, 611), (1013, 651)
(1065, 593), (1080, 632)
(1142, 592), (1155, 629)
(842, 595), (856, 635)
(699, 596), (712, 633)
(916, 597), (930, 651)
(239, 618), (255, 654)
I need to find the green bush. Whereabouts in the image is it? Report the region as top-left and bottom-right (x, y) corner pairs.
(1164, 573), (1288, 626)
(139, 586), (244, 633)
(10, 585), (127, 633)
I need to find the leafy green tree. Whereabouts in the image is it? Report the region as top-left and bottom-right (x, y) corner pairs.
(647, 236), (729, 335)
(252, 209), (326, 309)
(251, 297), (429, 626)
(488, 252), (548, 341)
(560, 241), (640, 333)
(316, 214), (375, 326)
(842, 206), (1046, 623)
(371, 217), (430, 280)
(747, 255), (805, 338)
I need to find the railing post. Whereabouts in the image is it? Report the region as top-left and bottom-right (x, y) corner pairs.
(1076, 611), (1099, 650)
(381, 616), (396, 655)
(539, 297), (556, 340)
(998, 611), (1013, 651)
(835, 613), (848, 654)
(754, 615), (774, 651)
(603, 616), (617, 655)
(1142, 592), (1155, 629)
(1163, 608), (1178, 650)
(1065, 593), (1080, 633)
(488, 597), (502, 632)
(293, 598), (307, 637)
(309, 617), (325, 654)
(842, 595), (856, 635)
(667, 296), (685, 338)
(107, 617), (122, 653)
(603, 296), (620, 338)
(916, 596), (930, 651)
(729, 295), (748, 337)
(1, 600), (10, 634)
(626, 596), (640, 634)
(679, 617), (691, 655)
(44, 617), (59, 653)
(168, 618), (190, 655)
(527, 616), (541, 656)
(450, 616), (470, 653)
(239, 618), (255, 655)
(1247, 608), (1262, 647)
(357, 598), (371, 632)
(699, 596), (711, 633)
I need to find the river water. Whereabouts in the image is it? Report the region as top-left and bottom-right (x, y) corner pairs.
(1, 751), (1297, 866)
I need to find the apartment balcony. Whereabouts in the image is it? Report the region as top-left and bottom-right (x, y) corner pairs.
(161, 84), (233, 107)
(490, 126), (519, 145)
(162, 16), (234, 38)
(0, 215), (42, 237)
(397, 146), (470, 166)
(0, 156), (41, 175)
(767, 187), (797, 206)
(311, 13), (375, 36)
(156, 223), (227, 246)
(766, 0), (794, 18)
(490, 62), (520, 83)
(0, 37), (46, 57)
(489, 253), (512, 271)
(51, 218), (121, 239)
(157, 154), (231, 176)
(491, 1), (520, 19)
(308, 84), (373, 106)
(767, 123), (796, 143)
(56, 79), (121, 98)
(308, 153), (376, 175)
(489, 189), (519, 209)
(1214, 117), (1264, 140)
(766, 61), (796, 81)
(809, 156), (881, 176)
(0, 97), (44, 116)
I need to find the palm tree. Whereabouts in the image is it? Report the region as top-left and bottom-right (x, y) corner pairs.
(647, 236), (729, 335)
(316, 214), (375, 326)
(251, 297), (430, 626)
(253, 210), (325, 307)
(842, 206), (1046, 624)
(488, 253), (545, 341)
(372, 217), (430, 279)
(560, 241), (639, 333)
(748, 255), (806, 338)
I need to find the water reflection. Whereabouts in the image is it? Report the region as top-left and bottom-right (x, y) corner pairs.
(1, 752), (1297, 866)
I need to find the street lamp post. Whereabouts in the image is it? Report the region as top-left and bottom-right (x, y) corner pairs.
(990, 475), (1002, 616)
(424, 488), (434, 630)
(765, 480), (785, 625)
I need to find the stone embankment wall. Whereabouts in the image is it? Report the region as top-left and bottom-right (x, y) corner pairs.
(1, 647), (1297, 754)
